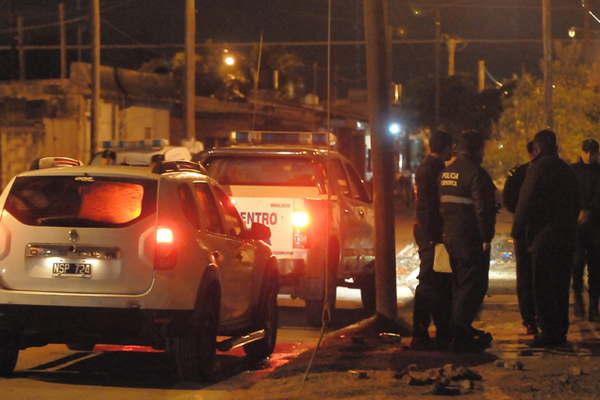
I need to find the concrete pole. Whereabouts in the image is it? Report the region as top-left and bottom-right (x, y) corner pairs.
(478, 59), (486, 93)
(59, 2), (67, 79)
(434, 8), (441, 127)
(542, 0), (553, 128)
(184, 0), (196, 141)
(91, 0), (101, 160)
(17, 16), (24, 81)
(447, 37), (457, 77)
(363, 0), (397, 323)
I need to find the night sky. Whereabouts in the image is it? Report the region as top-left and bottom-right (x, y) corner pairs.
(0, 0), (591, 95)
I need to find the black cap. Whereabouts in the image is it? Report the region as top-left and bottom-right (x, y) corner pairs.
(457, 130), (485, 155)
(582, 138), (599, 153)
(429, 130), (453, 154)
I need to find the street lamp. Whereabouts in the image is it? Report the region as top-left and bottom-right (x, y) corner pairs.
(224, 55), (236, 66)
(569, 26), (577, 38)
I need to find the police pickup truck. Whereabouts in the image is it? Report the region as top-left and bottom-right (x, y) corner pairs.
(200, 131), (375, 325)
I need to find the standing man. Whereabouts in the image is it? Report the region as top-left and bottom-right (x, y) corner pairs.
(503, 141), (538, 335)
(411, 130), (453, 350)
(571, 139), (600, 320)
(512, 130), (579, 347)
(439, 130), (497, 353)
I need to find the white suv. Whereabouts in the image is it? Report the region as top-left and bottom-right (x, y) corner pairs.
(0, 159), (279, 381)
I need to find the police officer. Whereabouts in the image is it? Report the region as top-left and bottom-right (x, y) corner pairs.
(512, 130), (579, 347)
(571, 139), (600, 320)
(411, 130), (453, 350)
(439, 130), (496, 353)
(503, 141), (538, 335)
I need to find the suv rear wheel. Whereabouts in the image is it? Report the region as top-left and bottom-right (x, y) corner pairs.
(244, 265), (279, 360)
(305, 241), (338, 327)
(358, 273), (376, 313)
(170, 289), (219, 382)
(0, 335), (19, 377)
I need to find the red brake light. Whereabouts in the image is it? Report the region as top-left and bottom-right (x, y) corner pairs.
(156, 227), (174, 244)
(292, 211), (310, 228)
(292, 211), (310, 249)
(155, 227), (176, 270)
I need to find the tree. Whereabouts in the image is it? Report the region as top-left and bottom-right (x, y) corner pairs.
(485, 43), (600, 180)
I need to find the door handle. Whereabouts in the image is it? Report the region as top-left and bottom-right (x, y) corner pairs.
(358, 209), (365, 217)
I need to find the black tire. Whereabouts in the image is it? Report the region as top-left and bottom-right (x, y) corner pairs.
(0, 336), (19, 377)
(359, 273), (376, 313)
(66, 343), (95, 352)
(170, 289), (219, 382)
(244, 270), (279, 360)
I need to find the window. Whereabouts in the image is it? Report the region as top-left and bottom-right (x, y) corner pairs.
(5, 176), (156, 227)
(179, 184), (200, 229)
(212, 186), (244, 237)
(329, 160), (350, 196)
(344, 163), (370, 202)
(193, 182), (223, 234)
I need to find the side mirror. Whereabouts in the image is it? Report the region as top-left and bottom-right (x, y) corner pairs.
(249, 222), (271, 243)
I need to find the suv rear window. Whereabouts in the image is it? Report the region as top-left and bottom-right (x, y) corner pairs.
(205, 156), (326, 188)
(5, 176), (157, 227)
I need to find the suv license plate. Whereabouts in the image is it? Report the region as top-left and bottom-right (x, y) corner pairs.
(52, 263), (92, 277)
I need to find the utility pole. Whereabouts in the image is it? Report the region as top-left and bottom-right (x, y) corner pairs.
(59, 2), (66, 79)
(583, 1), (592, 62)
(434, 8), (441, 127)
(91, 0), (101, 160)
(363, 0), (397, 324)
(477, 59), (486, 93)
(447, 37), (457, 77)
(542, 0), (553, 128)
(184, 0), (196, 141)
(17, 15), (24, 80)
(77, 0), (82, 62)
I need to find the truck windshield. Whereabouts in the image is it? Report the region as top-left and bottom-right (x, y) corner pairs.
(205, 156), (326, 190)
(5, 176), (157, 227)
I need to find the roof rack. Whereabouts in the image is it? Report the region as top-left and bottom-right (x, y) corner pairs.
(152, 160), (207, 175)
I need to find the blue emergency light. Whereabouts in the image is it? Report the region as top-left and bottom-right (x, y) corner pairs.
(101, 139), (169, 150)
(229, 130), (335, 147)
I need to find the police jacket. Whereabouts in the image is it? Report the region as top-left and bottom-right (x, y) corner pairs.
(512, 154), (579, 248)
(414, 155), (445, 247)
(572, 161), (600, 227)
(503, 162), (529, 213)
(439, 155), (497, 245)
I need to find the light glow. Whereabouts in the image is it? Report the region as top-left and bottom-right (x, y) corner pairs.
(156, 228), (174, 244)
(224, 55), (236, 66)
(292, 211), (310, 228)
(388, 122), (401, 136)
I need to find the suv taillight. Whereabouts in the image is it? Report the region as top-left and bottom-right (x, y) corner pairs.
(292, 211), (310, 249)
(155, 227), (177, 270)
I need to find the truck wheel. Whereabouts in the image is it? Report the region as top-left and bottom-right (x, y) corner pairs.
(0, 335), (19, 377)
(244, 271), (278, 361)
(170, 292), (219, 382)
(305, 240), (339, 327)
(359, 273), (376, 313)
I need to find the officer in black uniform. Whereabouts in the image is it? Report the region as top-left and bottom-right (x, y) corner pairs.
(439, 130), (497, 353)
(571, 138), (600, 320)
(503, 141), (538, 335)
(512, 130), (579, 347)
(411, 130), (453, 350)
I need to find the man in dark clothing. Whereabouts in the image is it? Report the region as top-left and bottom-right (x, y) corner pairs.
(439, 130), (497, 353)
(571, 138), (600, 320)
(503, 141), (538, 335)
(512, 130), (579, 347)
(411, 130), (453, 350)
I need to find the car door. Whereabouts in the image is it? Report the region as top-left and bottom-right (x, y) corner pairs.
(328, 158), (360, 272)
(343, 161), (375, 269)
(209, 185), (256, 321)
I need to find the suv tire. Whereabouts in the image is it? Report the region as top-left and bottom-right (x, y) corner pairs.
(305, 241), (338, 327)
(170, 290), (219, 382)
(244, 266), (278, 360)
(0, 335), (19, 377)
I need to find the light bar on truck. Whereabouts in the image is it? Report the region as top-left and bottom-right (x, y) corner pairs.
(32, 157), (83, 170)
(101, 139), (169, 151)
(229, 130), (336, 147)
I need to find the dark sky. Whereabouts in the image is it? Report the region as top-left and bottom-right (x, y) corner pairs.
(0, 0), (592, 95)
